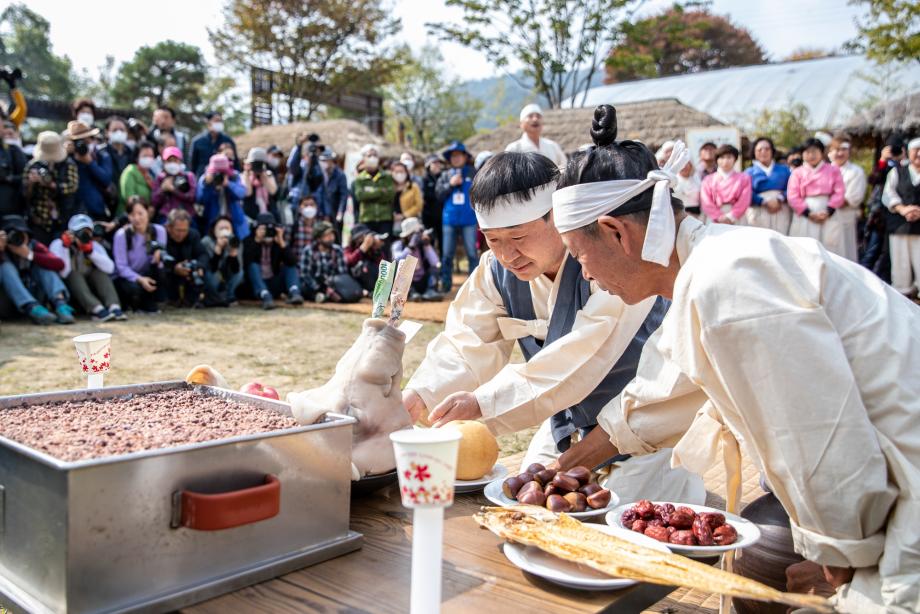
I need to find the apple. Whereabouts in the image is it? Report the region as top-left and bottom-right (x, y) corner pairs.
(240, 381), (280, 400)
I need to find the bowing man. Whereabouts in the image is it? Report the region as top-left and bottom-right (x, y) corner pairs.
(553, 104), (920, 614)
(403, 151), (703, 504)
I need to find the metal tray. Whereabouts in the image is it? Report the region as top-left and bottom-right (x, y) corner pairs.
(0, 381), (362, 613)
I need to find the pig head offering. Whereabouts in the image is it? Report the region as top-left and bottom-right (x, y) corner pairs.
(287, 318), (412, 480)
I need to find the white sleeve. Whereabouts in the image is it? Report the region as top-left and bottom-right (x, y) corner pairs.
(48, 239), (71, 279)
(844, 165), (867, 208)
(475, 293), (656, 435)
(406, 252), (514, 411)
(881, 167), (902, 210)
(89, 242), (115, 275)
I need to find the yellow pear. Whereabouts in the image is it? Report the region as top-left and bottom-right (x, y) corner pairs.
(450, 420), (499, 480)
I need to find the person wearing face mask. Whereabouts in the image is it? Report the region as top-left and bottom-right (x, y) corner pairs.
(152, 146), (197, 223)
(243, 212), (303, 309)
(286, 133), (324, 209)
(241, 147), (279, 222)
(190, 111), (239, 178)
(290, 194), (319, 259)
(112, 197), (167, 313)
(391, 160), (422, 220)
(505, 104), (567, 168)
(23, 132), (80, 245)
(421, 154), (444, 253)
(101, 116), (134, 195)
(119, 141), (158, 216)
(0, 119), (26, 218)
(352, 144), (397, 239)
(299, 221), (354, 303)
(197, 153), (249, 242)
(317, 150), (348, 228)
(265, 145), (290, 211)
(71, 98), (97, 130)
(400, 152), (421, 185)
(151, 106), (189, 161)
(434, 140), (479, 292)
(201, 215), (244, 306)
(67, 120), (114, 222)
(344, 223), (384, 294)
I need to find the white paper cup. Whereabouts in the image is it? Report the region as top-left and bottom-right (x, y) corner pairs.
(73, 333), (112, 389)
(390, 428), (461, 509)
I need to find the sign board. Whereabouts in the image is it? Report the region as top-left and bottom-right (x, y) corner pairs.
(685, 126), (742, 171)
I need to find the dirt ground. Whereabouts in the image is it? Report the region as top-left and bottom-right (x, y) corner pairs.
(0, 301), (535, 456)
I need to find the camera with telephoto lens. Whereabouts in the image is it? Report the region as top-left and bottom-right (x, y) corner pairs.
(250, 160), (265, 173)
(7, 229), (26, 247)
(93, 223), (107, 239)
(73, 140), (90, 157)
(75, 228), (93, 244)
(147, 241), (174, 265)
(186, 259), (205, 289)
(173, 174), (190, 193)
(306, 133), (325, 155)
(262, 222), (276, 243)
(212, 172), (225, 185)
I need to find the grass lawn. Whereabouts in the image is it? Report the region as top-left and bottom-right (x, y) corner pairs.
(0, 304), (535, 457)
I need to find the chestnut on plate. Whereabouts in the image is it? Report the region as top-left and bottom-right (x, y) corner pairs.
(586, 488), (612, 509)
(546, 494), (572, 513)
(534, 468), (557, 486)
(563, 492), (587, 513)
(564, 466), (591, 485)
(579, 483), (602, 497)
(517, 485), (546, 507)
(525, 463), (546, 475)
(502, 476), (525, 499)
(551, 473), (580, 493)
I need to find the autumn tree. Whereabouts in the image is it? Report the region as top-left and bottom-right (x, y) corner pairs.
(784, 47), (835, 62)
(429, 0), (642, 109)
(604, 4), (766, 84)
(0, 3), (77, 100)
(846, 0), (920, 66)
(210, 0), (402, 122)
(747, 103), (812, 152)
(384, 46), (483, 150)
(111, 41), (207, 122)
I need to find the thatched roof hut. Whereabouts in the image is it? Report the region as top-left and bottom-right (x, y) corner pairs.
(235, 119), (421, 160)
(466, 98), (725, 154)
(844, 92), (920, 138)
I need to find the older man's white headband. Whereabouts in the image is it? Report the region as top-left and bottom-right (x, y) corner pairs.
(552, 140), (691, 267)
(475, 182), (555, 229)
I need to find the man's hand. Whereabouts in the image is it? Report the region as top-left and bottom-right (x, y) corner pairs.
(360, 233), (375, 253)
(0, 230), (7, 252)
(27, 169), (41, 185)
(717, 215), (735, 224)
(903, 205), (920, 222)
(785, 561), (838, 598)
(402, 389), (429, 424)
(160, 177), (174, 193)
(175, 262), (191, 278)
(557, 424), (619, 471)
(765, 198), (782, 213)
(449, 173), (463, 187)
(151, 249), (162, 266)
(809, 211), (829, 223)
(138, 276), (157, 292)
(8, 242), (30, 259)
(428, 391), (482, 427)
(274, 226), (285, 246)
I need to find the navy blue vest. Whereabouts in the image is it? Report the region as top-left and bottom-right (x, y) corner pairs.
(490, 255), (669, 451)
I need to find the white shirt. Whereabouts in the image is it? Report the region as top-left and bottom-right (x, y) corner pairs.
(674, 174), (701, 208)
(882, 162), (920, 210)
(48, 238), (115, 279)
(597, 217), (920, 613)
(407, 250), (655, 435)
(835, 161), (867, 209)
(505, 134), (568, 168)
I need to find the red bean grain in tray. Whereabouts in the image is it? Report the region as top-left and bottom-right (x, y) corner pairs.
(0, 389), (299, 461)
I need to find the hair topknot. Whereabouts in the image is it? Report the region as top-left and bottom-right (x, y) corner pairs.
(590, 104), (618, 147)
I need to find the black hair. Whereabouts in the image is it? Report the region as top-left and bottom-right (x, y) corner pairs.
(156, 105), (177, 119)
(105, 115), (128, 131)
(750, 136), (775, 158)
(802, 137), (825, 153)
(715, 144), (740, 160)
(469, 151), (559, 215)
(135, 140), (156, 160)
(209, 215), (234, 239)
(700, 141), (717, 150)
(788, 146), (804, 156)
(71, 98), (97, 118)
(206, 111), (221, 121)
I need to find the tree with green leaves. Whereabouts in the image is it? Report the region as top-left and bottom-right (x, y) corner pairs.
(210, 0), (402, 123)
(0, 3), (77, 100)
(384, 46), (483, 150)
(429, 0), (643, 109)
(846, 0), (919, 66)
(747, 103), (812, 152)
(604, 4), (766, 84)
(199, 73), (249, 136)
(111, 41), (207, 122)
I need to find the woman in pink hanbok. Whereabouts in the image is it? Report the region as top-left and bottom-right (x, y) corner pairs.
(787, 138), (846, 255)
(700, 144), (751, 225)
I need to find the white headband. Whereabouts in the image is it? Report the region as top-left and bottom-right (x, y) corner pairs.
(552, 140), (691, 267)
(475, 182), (555, 229)
(909, 138), (920, 151)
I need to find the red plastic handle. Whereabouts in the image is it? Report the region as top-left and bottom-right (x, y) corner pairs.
(178, 475), (280, 531)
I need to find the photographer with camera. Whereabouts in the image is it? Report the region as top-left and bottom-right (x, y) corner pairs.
(112, 197), (166, 314)
(289, 193), (318, 259)
(151, 106), (189, 161)
(100, 116), (134, 199)
(243, 212), (303, 310)
(391, 217), (442, 302)
(287, 133), (324, 207)
(300, 221), (359, 303)
(119, 141), (157, 214)
(0, 215), (74, 325)
(48, 214), (125, 322)
(190, 112), (239, 178)
(197, 153), (248, 242)
(241, 147), (279, 221)
(23, 132), (80, 245)
(164, 209), (208, 308)
(344, 223), (385, 294)
(318, 150), (348, 226)
(353, 144), (397, 240)
(66, 120), (114, 222)
(152, 146), (197, 223)
(202, 216), (243, 306)
(0, 119), (25, 218)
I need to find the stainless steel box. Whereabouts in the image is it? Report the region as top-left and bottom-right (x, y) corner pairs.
(0, 381), (361, 613)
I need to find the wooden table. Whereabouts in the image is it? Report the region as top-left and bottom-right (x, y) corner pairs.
(182, 483), (676, 613)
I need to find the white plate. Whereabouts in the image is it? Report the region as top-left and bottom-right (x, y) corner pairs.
(606, 501), (762, 558)
(502, 524), (670, 590)
(455, 463), (509, 493)
(483, 477), (619, 519)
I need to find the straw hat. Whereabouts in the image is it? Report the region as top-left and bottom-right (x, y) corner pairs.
(34, 131), (67, 163)
(66, 120), (100, 141)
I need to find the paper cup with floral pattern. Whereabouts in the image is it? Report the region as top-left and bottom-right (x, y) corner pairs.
(73, 333), (112, 389)
(390, 428), (462, 509)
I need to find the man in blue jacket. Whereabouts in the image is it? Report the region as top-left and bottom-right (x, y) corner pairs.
(67, 121), (113, 221)
(317, 150), (349, 226)
(435, 141), (478, 292)
(190, 112), (239, 178)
